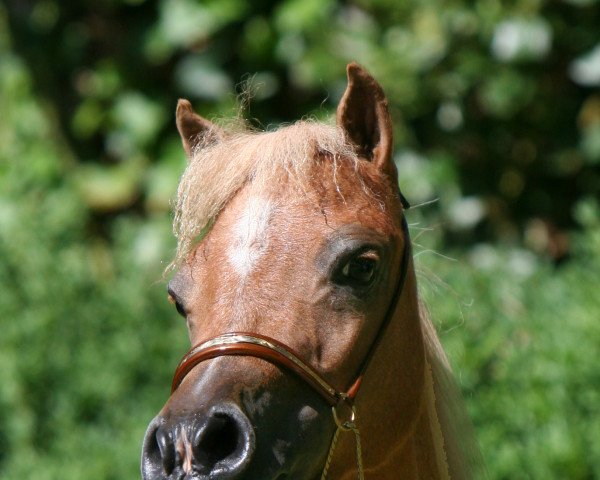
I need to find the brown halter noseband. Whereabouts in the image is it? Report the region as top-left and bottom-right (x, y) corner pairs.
(169, 193), (411, 478)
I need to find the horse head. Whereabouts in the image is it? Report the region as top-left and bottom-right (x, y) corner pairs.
(141, 64), (471, 479)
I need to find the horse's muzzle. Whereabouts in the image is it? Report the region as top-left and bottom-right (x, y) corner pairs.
(141, 402), (255, 479)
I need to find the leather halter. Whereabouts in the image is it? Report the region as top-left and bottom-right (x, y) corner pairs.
(170, 198), (411, 409)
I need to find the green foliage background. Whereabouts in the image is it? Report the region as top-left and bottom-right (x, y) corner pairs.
(1, 0), (599, 478)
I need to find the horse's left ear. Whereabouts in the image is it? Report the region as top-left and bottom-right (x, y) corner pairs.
(337, 63), (395, 177)
(176, 99), (224, 159)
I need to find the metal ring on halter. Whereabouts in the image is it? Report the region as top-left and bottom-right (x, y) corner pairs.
(332, 395), (357, 431)
(332, 406), (357, 431)
(323, 398), (364, 480)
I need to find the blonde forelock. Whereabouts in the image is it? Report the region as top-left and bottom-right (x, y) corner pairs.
(172, 120), (359, 266)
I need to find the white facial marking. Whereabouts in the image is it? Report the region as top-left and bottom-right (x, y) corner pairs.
(243, 390), (272, 417)
(176, 429), (194, 474)
(298, 405), (318, 430)
(228, 197), (275, 277)
(272, 438), (290, 466)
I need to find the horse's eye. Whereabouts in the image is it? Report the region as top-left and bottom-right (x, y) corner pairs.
(168, 292), (187, 318)
(337, 252), (379, 287)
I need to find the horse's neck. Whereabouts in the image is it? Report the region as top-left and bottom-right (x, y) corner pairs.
(329, 273), (452, 479)
(332, 360), (451, 480)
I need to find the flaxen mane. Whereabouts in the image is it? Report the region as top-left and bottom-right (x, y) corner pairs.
(419, 301), (486, 477)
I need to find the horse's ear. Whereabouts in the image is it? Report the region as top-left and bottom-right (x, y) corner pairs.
(176, 99), (224, 159)
(336, 63), (395, 176)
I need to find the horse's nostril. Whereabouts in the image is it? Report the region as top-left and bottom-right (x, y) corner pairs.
(142, 421), (175, 479)
(156, 428), (175, 476)
(194, 413), (238, 466)
(194, 404), (255, 475)
(142, 405), (255, 479)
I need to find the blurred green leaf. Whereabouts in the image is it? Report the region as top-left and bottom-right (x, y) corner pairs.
(478, 68), (536, 118)
(175, 56), (232, 101)
(73, 157), (146, 211)
(111, 92), (166, 148)
(580, 123), (600, 164)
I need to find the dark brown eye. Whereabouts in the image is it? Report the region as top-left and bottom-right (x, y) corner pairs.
(168, 292), (187, 318)
(338, 252), (379, 286)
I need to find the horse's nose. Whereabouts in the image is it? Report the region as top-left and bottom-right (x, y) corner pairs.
(142, 403), (255, 479)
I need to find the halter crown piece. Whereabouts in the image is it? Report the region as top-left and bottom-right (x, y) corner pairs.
(170, 192), (411, 480)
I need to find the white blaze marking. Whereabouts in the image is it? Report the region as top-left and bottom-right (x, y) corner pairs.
(228, 197), (274, 277)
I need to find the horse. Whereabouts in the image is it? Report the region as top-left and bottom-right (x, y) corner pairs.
(141, 63), (481, 479)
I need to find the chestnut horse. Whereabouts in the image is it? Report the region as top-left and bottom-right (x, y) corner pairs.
(142, 64), (480, 479)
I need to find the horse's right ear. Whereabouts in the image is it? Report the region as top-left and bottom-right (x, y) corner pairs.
(337, 63), (395, 179)
(176, 99), (224, 159)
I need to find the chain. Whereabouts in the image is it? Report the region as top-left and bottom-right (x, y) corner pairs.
(320, 423), (341, 480)
(320, 403), (365, 480)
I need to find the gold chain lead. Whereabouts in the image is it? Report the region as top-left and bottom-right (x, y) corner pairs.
(320, 424), (341, 480)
